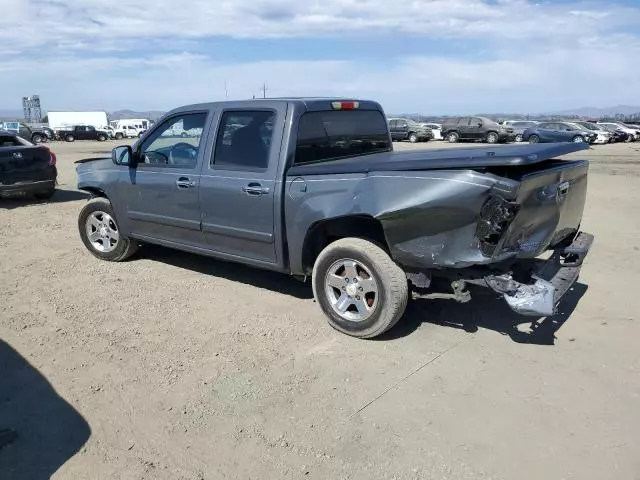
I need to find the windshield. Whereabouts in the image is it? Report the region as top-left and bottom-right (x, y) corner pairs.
(577, 122), (598, 131)
(295, 110), (391, 164)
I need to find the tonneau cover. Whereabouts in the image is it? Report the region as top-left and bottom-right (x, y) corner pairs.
(287, 142), (589, 176)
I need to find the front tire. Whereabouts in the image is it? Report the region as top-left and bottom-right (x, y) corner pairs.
(572, 135), (585, 143)
(115, 133), (124, 140)
(515, 134), (523, 142)
(312, 238), (408, 339)
(408, 133), (418, 143)
(97, 134), (107, 141)
(32, 133), (44, 144)
(529, 134), (540, 144)
(65, 134), (75, 142)
(78, 197), (138, 262)
(447, 132), (459, 143)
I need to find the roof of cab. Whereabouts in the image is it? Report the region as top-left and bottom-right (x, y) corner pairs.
(165, 97), (384, 115)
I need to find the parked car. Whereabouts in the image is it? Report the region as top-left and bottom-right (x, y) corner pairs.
(74, 98), (594, 339)
(573, 122), (612, 144)
(522, 122), (597, 144)
(0, 130), (57, 199)
(597, 122), (637, 142)
(387, 118), (433, 143)
(57, 125), (109, 142)
(502, 120), (540, 142)
(420, 122), (443, 140)
(620, 122), (640, 138)
(595, 123), (628, 142)
(441, 116), (515, 144)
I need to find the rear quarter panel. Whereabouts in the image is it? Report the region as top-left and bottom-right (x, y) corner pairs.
(284, 170), (510, 274)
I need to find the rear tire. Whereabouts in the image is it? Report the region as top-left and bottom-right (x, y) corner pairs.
(486, 132), (499, 144)
(408, 133), (418, 143)
(97, 134), (107, 141)
(312, 238), (408, 339)
(447, 132), (459, 143)
(78, 197), (138, 262)
(115, 133), (123, 140)
(65, 134), (75, 142)
(34, 188), (55, 200)
(529, 134), (540, 144)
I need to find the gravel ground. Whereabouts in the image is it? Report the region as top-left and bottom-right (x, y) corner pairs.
(1, 139), (639, 479)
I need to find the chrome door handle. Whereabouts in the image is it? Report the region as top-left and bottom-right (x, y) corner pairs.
(176, 177), (195, 188)
(243, 184), (269, 196)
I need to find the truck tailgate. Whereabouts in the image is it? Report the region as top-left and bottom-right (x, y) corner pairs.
(497, 159), (589, 257)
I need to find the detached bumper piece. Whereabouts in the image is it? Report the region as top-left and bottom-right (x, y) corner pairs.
(485, 231), (594, 316)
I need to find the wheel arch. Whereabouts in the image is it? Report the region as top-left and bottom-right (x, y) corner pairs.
(301, 215), (390, 274)
(79, 186), (108, 199)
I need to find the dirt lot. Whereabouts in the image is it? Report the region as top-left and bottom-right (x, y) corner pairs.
(1, 139), (640, 479)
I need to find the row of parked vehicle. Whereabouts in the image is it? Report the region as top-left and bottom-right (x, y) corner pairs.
(387, 116), (639, 145)
(0, 120), (152, 144)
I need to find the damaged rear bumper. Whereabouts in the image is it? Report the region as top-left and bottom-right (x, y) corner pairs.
(484, 231), (594, 316)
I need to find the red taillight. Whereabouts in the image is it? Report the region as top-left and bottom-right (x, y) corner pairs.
(39, 146), (56, 166)
(331, 101), (359, 110)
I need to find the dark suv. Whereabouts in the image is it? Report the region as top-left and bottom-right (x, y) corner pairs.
(442, 116), (515, 144)
(387, 118), (434, 143)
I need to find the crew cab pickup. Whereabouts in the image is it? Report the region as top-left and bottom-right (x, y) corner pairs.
(75, 98), (594, 339)
(58, 125), (109, 142)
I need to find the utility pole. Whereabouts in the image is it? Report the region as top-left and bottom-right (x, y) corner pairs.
(224, 79), (228, 99)
(262, 82), (268, 99)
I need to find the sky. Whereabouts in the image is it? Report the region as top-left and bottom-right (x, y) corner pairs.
(1, 0), (640, 115)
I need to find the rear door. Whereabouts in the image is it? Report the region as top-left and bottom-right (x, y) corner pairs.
(199, 103), (287, 264)
(121, 111), (210, 246)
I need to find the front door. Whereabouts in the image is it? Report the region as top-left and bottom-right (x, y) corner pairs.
(456, 117), (472, 139)
(122, 111), (210, 246)
(199, 103), (287, 265)
(468, 117), (484, 140)
(389, 120), (399, 140)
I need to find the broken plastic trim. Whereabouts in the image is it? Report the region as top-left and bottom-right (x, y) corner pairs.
(485, 275), (556, 316)
(484, 231), (594, 317)
(475, 195), (520, 257)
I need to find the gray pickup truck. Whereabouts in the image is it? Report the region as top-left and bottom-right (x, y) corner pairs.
(75, 98), (594, 339)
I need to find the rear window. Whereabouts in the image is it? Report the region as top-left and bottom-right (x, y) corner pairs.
(294, 110), (391, 165)
(0, 135), (31, 147)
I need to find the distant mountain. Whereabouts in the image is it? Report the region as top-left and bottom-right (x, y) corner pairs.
(0, 109), (24, 121)
(109, 110), (166, 121)
(546, 105), (640, 117)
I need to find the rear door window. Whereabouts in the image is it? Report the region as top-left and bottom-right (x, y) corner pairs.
(212, 110), (276, 171)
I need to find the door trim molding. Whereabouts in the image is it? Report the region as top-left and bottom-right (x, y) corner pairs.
(202, 222), (273, 243)
(128, 210), (201, 231)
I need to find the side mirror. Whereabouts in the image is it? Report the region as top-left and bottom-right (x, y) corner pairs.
(112, 145), (133, 166)
(477, 122), (483, 127)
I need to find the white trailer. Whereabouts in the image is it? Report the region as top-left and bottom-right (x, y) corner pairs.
(47, 111), (109, 131)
